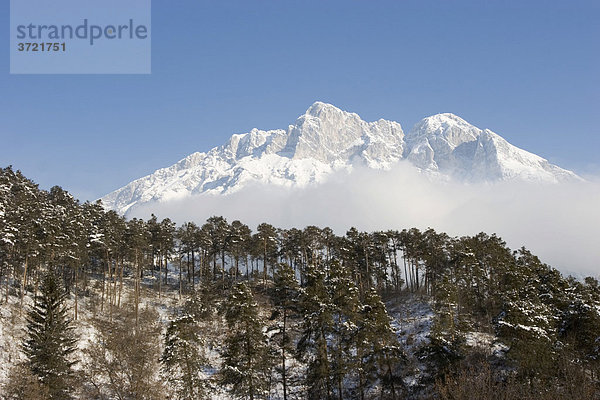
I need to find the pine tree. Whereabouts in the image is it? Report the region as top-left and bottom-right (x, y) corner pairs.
(220, 282), (273, 400)
(162, 298), (209, 400)
(158, 217), (176, 295)
(255, 223), (279, 285)
(229, 220), (252, 280)
(126, 217), (149, 326)
(298, 264), (334, 400)
(272, 263), (301, 400)
(177, 221), (200, 288)
(203, 216), (230, 282)
(23, 269), (78, 399)
(356, 289), (405, 400)
(328, 260), (361, 400)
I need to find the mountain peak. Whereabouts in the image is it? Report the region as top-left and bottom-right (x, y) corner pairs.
(411, 113), (476, 134)
(285, 102), (403, 163)
(407, 112), (482, 152)
(100, 103), (580, 215)
(427, 112), (467, 122)
(304, 101), (344, 117)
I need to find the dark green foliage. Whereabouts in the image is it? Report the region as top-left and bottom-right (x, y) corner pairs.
(328, 259), (361, 400)
(22, 269), (78, 399)
(220, 282), (274, 400)
(229, 220), (252, 279)
(255, 222), (279, 284)
(162, 312), (209, 399)
(272, 263), (301, 400)
(356, 289), (405, 399)
(190, 280), (220, 320)
(272, 263), (301, 314)
(297, 264), (335, 399)
(298, 262), (407, 399)
(559, 290), (600, 366)
(161, 289), (214, 399)
(418, 335), (465, 384)
(202, 216), (231, 281)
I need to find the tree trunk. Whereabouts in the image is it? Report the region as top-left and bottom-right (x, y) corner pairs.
(213, 252), (217, 280)
(222, 250), (226, 283)
(246, 334), (254, 400)
(178, 254), (183, 299)
(107, 255), (113, 321)
(186, 251), (190, 283)
(112, 259), (118, 308)
(392, 244), (400, 292)
(101, 253), (107, 312)
(164, 253), (168, 285)
(403, 254), (410, 291)
(282, 308), (288, 400)
(263, 239), (267, 288)
(191, 249), (195, 289)
(135, 249), (140, 328)
(388, 362), (397, 400)
(158, 250), (162, 299)
(20, 256), (28, 316)
(118, 257), (124, 308)
(415, 260), (419, 290)
(74, 262), (78, 320)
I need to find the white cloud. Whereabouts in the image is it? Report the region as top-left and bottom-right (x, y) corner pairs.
(130, 163), (600, 278)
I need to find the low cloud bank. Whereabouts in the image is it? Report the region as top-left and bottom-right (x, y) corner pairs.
(131, 163), (600, 278)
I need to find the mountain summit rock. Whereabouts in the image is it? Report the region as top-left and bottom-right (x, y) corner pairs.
(101, 102), (579, 214)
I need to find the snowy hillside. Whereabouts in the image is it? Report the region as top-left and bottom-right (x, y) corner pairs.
(101, 102), (580, 215)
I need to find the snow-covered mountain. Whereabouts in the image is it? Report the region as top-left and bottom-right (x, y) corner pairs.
(101, 102), (580, 215)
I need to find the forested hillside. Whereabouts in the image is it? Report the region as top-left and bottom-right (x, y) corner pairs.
(1, 165), (599, 399)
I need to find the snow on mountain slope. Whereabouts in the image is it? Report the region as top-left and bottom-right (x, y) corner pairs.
(101, 102), (580, 215)
(405, 113), (578, 182)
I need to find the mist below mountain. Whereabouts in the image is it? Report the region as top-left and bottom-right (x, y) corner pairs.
(127, 163), (600, 277)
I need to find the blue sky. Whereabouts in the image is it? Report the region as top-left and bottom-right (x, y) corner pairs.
(1, 0), (599, 201)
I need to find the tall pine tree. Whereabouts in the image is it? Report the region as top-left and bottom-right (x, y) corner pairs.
(23, 269), (78, 399)
(220, 282), (273, 400)
(356, 289), (405, 400)
(272, 263), (301, 400)
(162, 314), (208, 399)
(161, 290), (213, 399)
(298, 264), (334, 400)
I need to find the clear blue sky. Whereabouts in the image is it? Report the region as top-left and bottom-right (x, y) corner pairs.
(1, 0), (599, 201)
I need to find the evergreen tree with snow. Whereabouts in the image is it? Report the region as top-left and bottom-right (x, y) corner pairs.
(161, 307), (209, 399)
(297, 263), (334, 400)
(229, 220), (252, 280)
(202, 216), (230, 282)
(220, 282), (273, 400)
(22, 269), (78, 399)
(272, 262), (301, 400)
(328, 259), (361, 400)
(255, 222), (279, 285)
(356, 288), (405, 400)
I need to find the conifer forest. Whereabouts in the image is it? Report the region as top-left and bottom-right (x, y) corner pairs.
(1, 166), (599, 399)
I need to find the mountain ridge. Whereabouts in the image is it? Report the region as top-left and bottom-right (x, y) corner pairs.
(101, 102), (580, 215)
